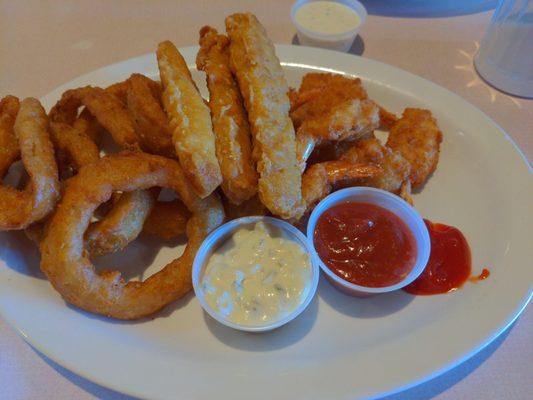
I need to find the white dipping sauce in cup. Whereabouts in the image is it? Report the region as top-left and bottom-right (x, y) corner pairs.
(200, 222), (312, 326)
(291, 0), (367, 52)
(294, 1), (360, 35)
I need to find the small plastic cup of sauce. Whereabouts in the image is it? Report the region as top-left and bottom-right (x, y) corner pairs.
(307, 187), (430, 296)
(290, 0), (367, 52)
(192, 216), (319, 332)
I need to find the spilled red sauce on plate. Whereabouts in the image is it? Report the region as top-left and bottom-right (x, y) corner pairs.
(404, 219), (489, 295)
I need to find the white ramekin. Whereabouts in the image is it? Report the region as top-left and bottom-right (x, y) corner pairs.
(192, 216), (319, 333)
(306, 187), (430, 296)
(290, 0), (367, 52)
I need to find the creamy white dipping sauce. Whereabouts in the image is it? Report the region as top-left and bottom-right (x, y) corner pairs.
(201, 222), (312, 326)
(295, 1), (361, 35)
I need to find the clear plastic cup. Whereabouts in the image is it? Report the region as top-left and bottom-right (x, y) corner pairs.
(291, 0), (367, 52)
(192, 216), (319, 332)
(306, 187), (431, 297)
(474, 0), (533, 98)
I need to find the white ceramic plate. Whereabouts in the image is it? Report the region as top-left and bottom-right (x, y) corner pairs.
(0, 45), (531, 400)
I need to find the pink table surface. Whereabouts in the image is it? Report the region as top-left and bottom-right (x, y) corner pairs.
(0, 1), (531, 399)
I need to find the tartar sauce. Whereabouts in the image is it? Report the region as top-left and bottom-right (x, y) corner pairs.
(295, 1), (361, 35)
(201, 222), (312, 326)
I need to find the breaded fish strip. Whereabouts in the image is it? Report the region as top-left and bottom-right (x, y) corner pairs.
(197, 26), (258, 204)
(157, 40), (222, 198)
(226, 13), (304, 219)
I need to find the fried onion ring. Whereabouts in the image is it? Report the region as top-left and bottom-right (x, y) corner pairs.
(105, 80), (129, 104)
(40, 152), (224, 319)
(48, 86), (161, 254)
(85, 189), (157, 256)
(49, 120), (100, 178)
(0, 96), (20, 178)
(143, 199), (190, 240)
(0, 98), (60, 230)
(46, 119), (154, 255)
(49, 86), (140, 149)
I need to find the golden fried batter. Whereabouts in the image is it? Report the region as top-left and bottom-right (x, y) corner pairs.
(290, 73), (368, 129)
(143, 199), (190, 240)
(296, 98), (380, 171)
(197, 26), (258, 204)
(341, 136), (411, 197)
(85, 189), (156, 256)
(0, 96), (20, 178)
(126, 73), (175, 158)
(0, 98), (60, 230)
(226, 13), (304, 219)
(49, 86), (140, 148)
(49, 121), (100, 178)
(40, 152), (224, 319)
(387, 108), (443, 188)
(301, 161), (381, 213)
(157, 40), (222, 198)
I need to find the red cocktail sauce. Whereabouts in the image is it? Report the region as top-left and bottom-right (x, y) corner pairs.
(403, 219), (483, 295)
(470, 268), (491, 282)
(314, 202), (416, 287)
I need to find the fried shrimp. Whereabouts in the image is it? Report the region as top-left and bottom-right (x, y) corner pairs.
(290, 73), (368, 129)
(226, 13), (304, 219)
(386, 108), (442, 188)
(289, 73), (381, 172)
(340, 109), (442, 203)
(0, 98), (60, 230)
(157, 40), (222, 198)
(296, 98), (380, 171)
(0, 96), (20, 178)
(40, 152), (225, 320)
(341, 136), (412, 201)
(378, 107), (399, 130)
(197, 26), (258, 204)
(301, 161), (381, 213)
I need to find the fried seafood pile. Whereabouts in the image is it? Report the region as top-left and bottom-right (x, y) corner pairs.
(0, 13), (442, 320)
(290, 72), (443, 205)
